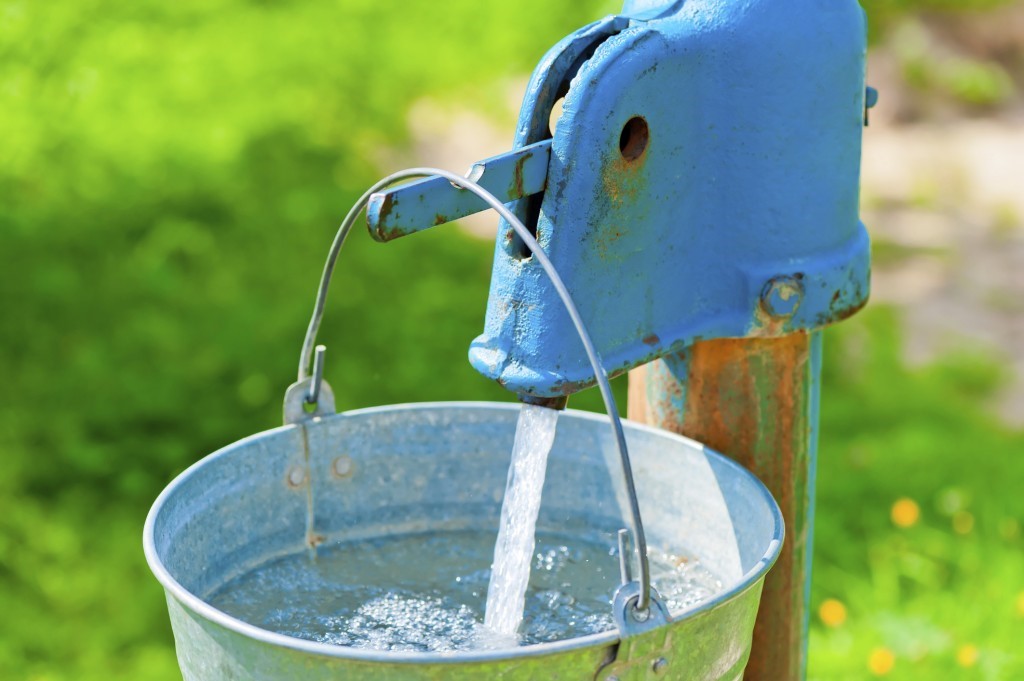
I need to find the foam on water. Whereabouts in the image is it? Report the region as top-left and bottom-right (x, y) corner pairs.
(483, 404), (560, 637)
(206, 530), (723, 652)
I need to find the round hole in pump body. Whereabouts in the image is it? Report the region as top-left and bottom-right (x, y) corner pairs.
(619, 116), (649, 161)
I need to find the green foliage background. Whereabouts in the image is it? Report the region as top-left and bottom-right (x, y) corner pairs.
(0, 1), (1020, 679)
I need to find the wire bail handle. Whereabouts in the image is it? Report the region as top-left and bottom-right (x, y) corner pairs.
(284, 166), (666, 620)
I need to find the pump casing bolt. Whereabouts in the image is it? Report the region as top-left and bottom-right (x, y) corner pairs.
(760, 276), (805, 318)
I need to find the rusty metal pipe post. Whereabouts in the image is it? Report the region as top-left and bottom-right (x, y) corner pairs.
(629, 333), (822, 679)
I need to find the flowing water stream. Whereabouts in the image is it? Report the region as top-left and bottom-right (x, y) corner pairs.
(483, 404), (561, 637)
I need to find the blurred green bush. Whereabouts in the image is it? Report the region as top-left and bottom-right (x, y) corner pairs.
(864, 0), (1021, 112)
(863, 0), (1017, 39)
(0, 1), (1020, 679)
(0, 2), (620, 677)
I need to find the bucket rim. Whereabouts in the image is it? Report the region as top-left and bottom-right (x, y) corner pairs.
(143, 400), (784, 664)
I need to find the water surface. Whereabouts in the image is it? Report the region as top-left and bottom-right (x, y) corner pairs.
(207, 529), (722, 652)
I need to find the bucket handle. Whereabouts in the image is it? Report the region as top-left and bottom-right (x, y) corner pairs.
(287, 166), (664, 621)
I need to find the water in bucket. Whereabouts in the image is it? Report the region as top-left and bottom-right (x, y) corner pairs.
(206, 528), (722, 652)
(203, 405), (723, 652)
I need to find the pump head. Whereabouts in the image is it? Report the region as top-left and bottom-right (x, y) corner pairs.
(367, 0), (871, 400)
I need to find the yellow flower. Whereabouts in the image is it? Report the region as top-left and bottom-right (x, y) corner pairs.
(957, 644), (979, 668)
(891, 498), (920, 528)
(819, 599), (847, 628)
(868, 648), (896, 676)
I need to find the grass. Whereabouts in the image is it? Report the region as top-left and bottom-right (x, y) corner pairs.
(1, 1), (1021, 679)
(811, 308), (1024, 679)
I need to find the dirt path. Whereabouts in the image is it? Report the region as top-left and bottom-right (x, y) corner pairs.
(863, 120), (1024, 424)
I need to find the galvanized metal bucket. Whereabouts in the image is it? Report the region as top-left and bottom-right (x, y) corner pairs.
(144, 402), (782, 680)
